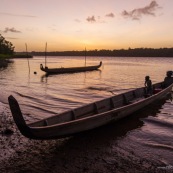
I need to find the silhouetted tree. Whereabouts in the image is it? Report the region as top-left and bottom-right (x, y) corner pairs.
(30, 48), (173, 57)
(0, 34), (14, 55)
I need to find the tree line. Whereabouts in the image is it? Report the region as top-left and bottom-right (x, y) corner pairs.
(30, 48), (173, 57)
(1, 33), (173, 57)
(0, 34), (14, 55)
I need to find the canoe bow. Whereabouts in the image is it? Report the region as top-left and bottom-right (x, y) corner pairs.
(8, 95), (33, 138)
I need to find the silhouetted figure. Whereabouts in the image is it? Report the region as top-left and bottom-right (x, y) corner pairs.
(145, 76), (152, 96)
(163, 71), (173, 88)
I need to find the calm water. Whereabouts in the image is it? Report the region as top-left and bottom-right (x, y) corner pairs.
(0, 56), (173, 165)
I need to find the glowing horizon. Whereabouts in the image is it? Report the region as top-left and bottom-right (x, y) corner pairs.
(1, 0), (173, 52)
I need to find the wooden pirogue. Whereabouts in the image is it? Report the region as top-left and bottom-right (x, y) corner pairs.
(40, 61), (102, 74)
(8, 82), (173, 140)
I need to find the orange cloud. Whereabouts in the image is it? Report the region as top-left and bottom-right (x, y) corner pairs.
(122, 1), (160, 20)
(105, 13), (115, 18)
(3, 27), (21, 33)
(0, 12), (36, 18)
(86, 15), (96, 23)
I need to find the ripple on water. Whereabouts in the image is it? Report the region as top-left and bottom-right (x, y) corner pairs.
(1, 56), (173, 166)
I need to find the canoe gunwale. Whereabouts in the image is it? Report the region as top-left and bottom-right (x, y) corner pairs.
(40, 61), (102, 74)
(28, 82), (171, 129)
(8, 82), (173, 139)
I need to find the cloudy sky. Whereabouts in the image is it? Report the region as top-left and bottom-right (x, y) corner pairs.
(0, 0), (173, 51)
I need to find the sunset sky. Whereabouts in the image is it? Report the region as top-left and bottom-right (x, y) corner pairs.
(0, 0), (173, 52)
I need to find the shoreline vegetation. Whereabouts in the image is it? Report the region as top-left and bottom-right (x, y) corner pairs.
(27, 47), (173, 57)
(0, 54), (33, 68)
(0, 59), (10, 68)
(1, 47), (173, 68)
(0, 34), (14, 68)
(0, 54), (12, 68)
(12, 54), (33, 58)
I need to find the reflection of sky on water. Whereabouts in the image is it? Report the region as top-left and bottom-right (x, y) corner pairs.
(1, 56), (173, 118)
(1, 56), (173, 165)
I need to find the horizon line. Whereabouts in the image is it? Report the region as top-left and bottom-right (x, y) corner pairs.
(15, 47), (173, 53)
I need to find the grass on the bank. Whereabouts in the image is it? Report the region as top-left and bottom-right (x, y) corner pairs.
(0, 54), (33, 59)
(0, 54), (11, 60)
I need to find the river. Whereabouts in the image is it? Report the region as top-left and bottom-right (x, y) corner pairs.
(0, 56), (173, 169)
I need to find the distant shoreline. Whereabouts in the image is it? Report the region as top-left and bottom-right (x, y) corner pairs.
(0, 53), (32, 69)
(12, 54), (33, 59)
(16, 47), (173, 57)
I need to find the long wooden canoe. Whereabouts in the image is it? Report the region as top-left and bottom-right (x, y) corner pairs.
(8, 82), (173, 140)
(40, 61), (102, 74)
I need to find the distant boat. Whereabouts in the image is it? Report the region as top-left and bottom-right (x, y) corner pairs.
(40, 61), (102, 74)
(8, 81), (173, 140)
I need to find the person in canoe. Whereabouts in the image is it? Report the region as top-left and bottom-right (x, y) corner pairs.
(145, 76), (153, 96)
(163, 71), (173, 88)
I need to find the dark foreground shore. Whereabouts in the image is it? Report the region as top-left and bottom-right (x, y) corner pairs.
(0, 105), (170, 173)
(0, 59), (12, 68)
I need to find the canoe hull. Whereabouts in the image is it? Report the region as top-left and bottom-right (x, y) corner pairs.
(40, 61), (102, 74)
(8, 82), (173, 140)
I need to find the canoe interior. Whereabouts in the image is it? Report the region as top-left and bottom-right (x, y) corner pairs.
(29, 82), (163, 128)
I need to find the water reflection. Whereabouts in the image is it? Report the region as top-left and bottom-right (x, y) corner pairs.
(40, 74), (48, 83)
(2, 57), (173, 119)
(1, 56), (173, 166)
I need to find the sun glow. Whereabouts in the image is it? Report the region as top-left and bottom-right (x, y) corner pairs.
(1, 0), (173, 52)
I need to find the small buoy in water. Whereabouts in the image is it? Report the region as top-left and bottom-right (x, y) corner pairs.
(34, 71), (37, 74)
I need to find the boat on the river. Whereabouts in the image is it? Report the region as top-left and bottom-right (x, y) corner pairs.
(40, 61), (102, 74)
(8, 81), (173, 140)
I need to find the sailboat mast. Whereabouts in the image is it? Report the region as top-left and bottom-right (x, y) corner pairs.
(85, 47), (86, 66)
(25, 43), (30, 73)
(45, 42), (47, 67)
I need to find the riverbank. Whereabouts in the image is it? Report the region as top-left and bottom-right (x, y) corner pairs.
(0, 54), (12, 68)
(0, 106), (169, 173)
(30, 48), (173, 57)
(0, 59), (11, 68)
(12, 54), (33, 58)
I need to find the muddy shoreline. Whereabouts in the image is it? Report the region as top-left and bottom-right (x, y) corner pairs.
(0, 109), (169, 173)
(0, 59), (12, 68)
